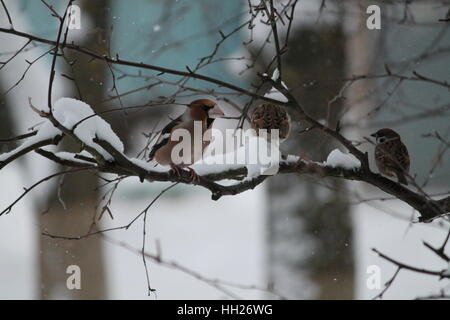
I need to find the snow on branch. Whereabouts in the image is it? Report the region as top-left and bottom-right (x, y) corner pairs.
(263, 69), (289, 103)
(325, 149), (361, 170)
(0, 121), (62, 169)
(52, 98), (124, 160)
(0, 96), (449, 221)
(0, 97), (125, 169)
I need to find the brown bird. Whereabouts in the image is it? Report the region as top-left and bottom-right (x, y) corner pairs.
(371, 128), (410, 185)
(149, 99), (224, 181)
(250, 103), (291, 142)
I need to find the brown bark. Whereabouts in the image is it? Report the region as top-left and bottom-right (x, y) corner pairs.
(267, 23), (355, 299)
(38, 0), (111, 299)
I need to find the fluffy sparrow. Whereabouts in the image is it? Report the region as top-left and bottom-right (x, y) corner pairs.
(371, 128), (410, 185)
(250, 103), (291, 142)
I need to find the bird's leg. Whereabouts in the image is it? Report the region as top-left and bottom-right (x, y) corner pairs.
(170, 165), (199, 184)
(187, 167), (200, 184)
(170, 164), (182, 177)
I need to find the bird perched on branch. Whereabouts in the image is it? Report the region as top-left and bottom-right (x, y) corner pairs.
(371, 128), (410, 185)
(149, 99), (224, 182)
(250, 103), (291, 142)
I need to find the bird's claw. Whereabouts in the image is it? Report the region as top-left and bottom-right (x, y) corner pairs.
(170, 164), (182, 177)
(187, 167), (200, 184)
(170, 165), (200, 184)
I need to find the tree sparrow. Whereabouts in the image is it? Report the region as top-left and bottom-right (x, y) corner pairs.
(371, 128), (410, 185)
(250, 103), (291, 142)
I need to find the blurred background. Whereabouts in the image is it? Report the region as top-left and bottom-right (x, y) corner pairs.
(0, 0), (449, 299)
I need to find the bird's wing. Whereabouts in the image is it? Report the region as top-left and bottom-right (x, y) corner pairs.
(251, 104), (291, 140)
(381, 141), (410, 172)
(149, 115), (183, 160)
(397, 142), (410, 171)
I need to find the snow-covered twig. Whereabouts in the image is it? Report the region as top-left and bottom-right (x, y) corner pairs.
(0, 122), (62, 169)
(2, 93), (449, 221)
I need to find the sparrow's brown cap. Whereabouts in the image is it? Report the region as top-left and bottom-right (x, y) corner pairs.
(371, 128), (400, 138)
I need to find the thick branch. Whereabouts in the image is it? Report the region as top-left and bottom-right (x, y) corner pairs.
(35, 138), (450, 222)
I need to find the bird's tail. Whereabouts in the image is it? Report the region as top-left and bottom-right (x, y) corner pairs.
(395, 170), (408, 185)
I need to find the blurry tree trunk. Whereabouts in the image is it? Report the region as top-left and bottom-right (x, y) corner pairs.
(266, 20), (355, 298)
(39, 0), (111, 299)
(345, 0), (378, 132)
(0, 93), (16, 153)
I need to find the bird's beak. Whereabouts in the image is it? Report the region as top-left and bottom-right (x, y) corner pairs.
(209, 104), (225, 118)
(370, 133), (377, 137)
